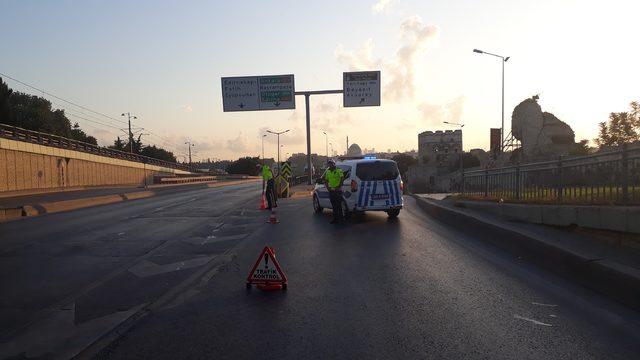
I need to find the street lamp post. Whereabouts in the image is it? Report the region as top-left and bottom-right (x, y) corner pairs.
(261, 134), (267, 161)
(184, 141), (195, 167)
(266, 129), (289, 176)
(473, 49), (510, 152)
(323, 131), (328, 158)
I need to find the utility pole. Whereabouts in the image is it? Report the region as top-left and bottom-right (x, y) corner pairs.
(261, 134), (267, 161)
(121, 112), (137, 153)
(346, 136), (349, 155)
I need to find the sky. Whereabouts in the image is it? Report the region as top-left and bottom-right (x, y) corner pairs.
(1, 0), (639, 161)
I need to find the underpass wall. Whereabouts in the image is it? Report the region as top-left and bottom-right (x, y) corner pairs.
(0, 137), (190, 194)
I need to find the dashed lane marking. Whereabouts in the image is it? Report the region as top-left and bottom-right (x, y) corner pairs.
(514, 314), (553, 327)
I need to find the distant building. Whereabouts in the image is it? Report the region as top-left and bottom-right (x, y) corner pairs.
(418, 130), (463, 167)
(347, 143), (363, 157)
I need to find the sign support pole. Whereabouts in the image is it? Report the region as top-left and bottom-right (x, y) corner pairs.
(295, 89), (343, 185)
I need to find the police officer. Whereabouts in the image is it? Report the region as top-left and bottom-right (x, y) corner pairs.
(324, 159), (345, 224)
(257, 163), (277, 210)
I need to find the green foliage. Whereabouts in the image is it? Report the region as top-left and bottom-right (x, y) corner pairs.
(0, 77), (98, 145)
(568, 139), (591, 156)
(595, 101), (640, 147)
(140, 145), (177, 162)
(226, 157), (262, 175)
(391, 153), (417, 179)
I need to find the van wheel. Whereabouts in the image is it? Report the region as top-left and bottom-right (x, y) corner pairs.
(387, 209), (400, 218)
(313, 195), (323, 214)
(341, 200), (351, 220)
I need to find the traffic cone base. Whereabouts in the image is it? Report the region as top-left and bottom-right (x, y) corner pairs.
(267, 210), (279, 224)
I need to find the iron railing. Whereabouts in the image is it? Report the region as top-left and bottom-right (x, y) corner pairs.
(0, 123), (190, 171)
(461, 144), (640, 205)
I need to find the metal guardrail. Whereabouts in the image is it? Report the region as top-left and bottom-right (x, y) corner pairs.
(156, 175), (256, 184)
(461, 144), (640, 205)
(0, 123), (190, 171)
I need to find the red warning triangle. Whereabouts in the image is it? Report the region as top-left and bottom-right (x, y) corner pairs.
(247, 247), (288, 285)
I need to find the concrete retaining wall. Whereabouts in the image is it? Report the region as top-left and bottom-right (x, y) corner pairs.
(454, 200), (640, 234)
(0, 137), (190, 194)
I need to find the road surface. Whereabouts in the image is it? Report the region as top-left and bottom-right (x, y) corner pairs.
(1, 185), (639, 359)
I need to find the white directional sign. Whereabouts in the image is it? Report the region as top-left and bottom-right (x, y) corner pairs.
(221, 74), (295, 112)
(343, 71), (381, 107)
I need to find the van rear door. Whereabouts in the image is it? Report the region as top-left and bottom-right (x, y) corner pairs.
(354, 161), (402, 209)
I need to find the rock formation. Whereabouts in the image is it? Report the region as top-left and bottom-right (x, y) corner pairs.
(511, 96), (575, 158)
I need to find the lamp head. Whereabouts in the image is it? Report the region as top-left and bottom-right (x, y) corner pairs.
(473, 49), (483, 54)
(504, 56), (510, 62)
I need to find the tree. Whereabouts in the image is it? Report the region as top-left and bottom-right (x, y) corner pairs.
(595, 101), (640, 147)
(70, 122), (97, 145)
(226, 157), (262, 175)
(569, 139), (591, 156)
(140, 145), (176, 162)
(391, 153), (417, 180)
(110, 137), (126, 151)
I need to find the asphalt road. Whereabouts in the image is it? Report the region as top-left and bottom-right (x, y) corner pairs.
(0, 181), (263, 359)
(94, 195), (640, 359)
(1, 186), (640, 359)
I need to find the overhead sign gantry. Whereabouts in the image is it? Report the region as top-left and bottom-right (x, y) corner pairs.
(222, 71), (381, 184)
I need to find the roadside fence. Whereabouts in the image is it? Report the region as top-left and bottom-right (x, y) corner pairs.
(461, 144), (640, 205)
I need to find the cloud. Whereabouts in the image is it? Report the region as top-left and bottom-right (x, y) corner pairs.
(418, 96), (466, 126)
(227, 132), (254, 153)
(334, 38), (380, 72)
(180, 105), (193, 112)
(310, 100), (353, 132)
(371, 0), (396, 14)
(335, 15), (439, 102)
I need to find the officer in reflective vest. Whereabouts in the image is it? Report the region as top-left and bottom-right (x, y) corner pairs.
(324, 159), (345, 224)
(257, 164), (277, 210)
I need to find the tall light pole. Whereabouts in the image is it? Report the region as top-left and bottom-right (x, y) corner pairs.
(329, 142), (333, 157)
(473, 48), (510, 152)
(323, 131), (328, 158)
(266, 129), (289, 175)
(185, 141), (195, 166)
(261, 134), (267, 161)
(121, 112), (137, 153)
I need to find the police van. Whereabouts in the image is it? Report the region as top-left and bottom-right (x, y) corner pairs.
(312, 156), (404, 218)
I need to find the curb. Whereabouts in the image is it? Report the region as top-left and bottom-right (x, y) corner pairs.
(412, 195), (640, 312)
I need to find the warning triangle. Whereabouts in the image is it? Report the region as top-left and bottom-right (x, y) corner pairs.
(247, 247), (288, 284)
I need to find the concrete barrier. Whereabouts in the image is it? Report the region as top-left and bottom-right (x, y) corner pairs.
(414, 195), (640, 312)
(454, 200), (640, 234)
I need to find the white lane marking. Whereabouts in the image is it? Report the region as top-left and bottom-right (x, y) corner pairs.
(531, 302), (558, 307)
(549, 314), (557, 318)
(514, 314), (553, 327)
(117, 232), (125, 236)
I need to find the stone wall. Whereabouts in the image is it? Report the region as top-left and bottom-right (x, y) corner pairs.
(0, 137), (190, 194)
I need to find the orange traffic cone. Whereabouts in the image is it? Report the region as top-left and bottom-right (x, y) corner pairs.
(267, 209), (279, 224)
(259, 192), (266, 210)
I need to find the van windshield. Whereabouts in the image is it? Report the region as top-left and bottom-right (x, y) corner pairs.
(356, 161), (399, 181)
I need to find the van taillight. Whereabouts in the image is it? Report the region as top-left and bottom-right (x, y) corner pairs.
(400, 180), (404, 192)
(351, 180), (357, 192)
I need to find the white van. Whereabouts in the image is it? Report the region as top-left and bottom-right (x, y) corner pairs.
(312, 157), (403, 218)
